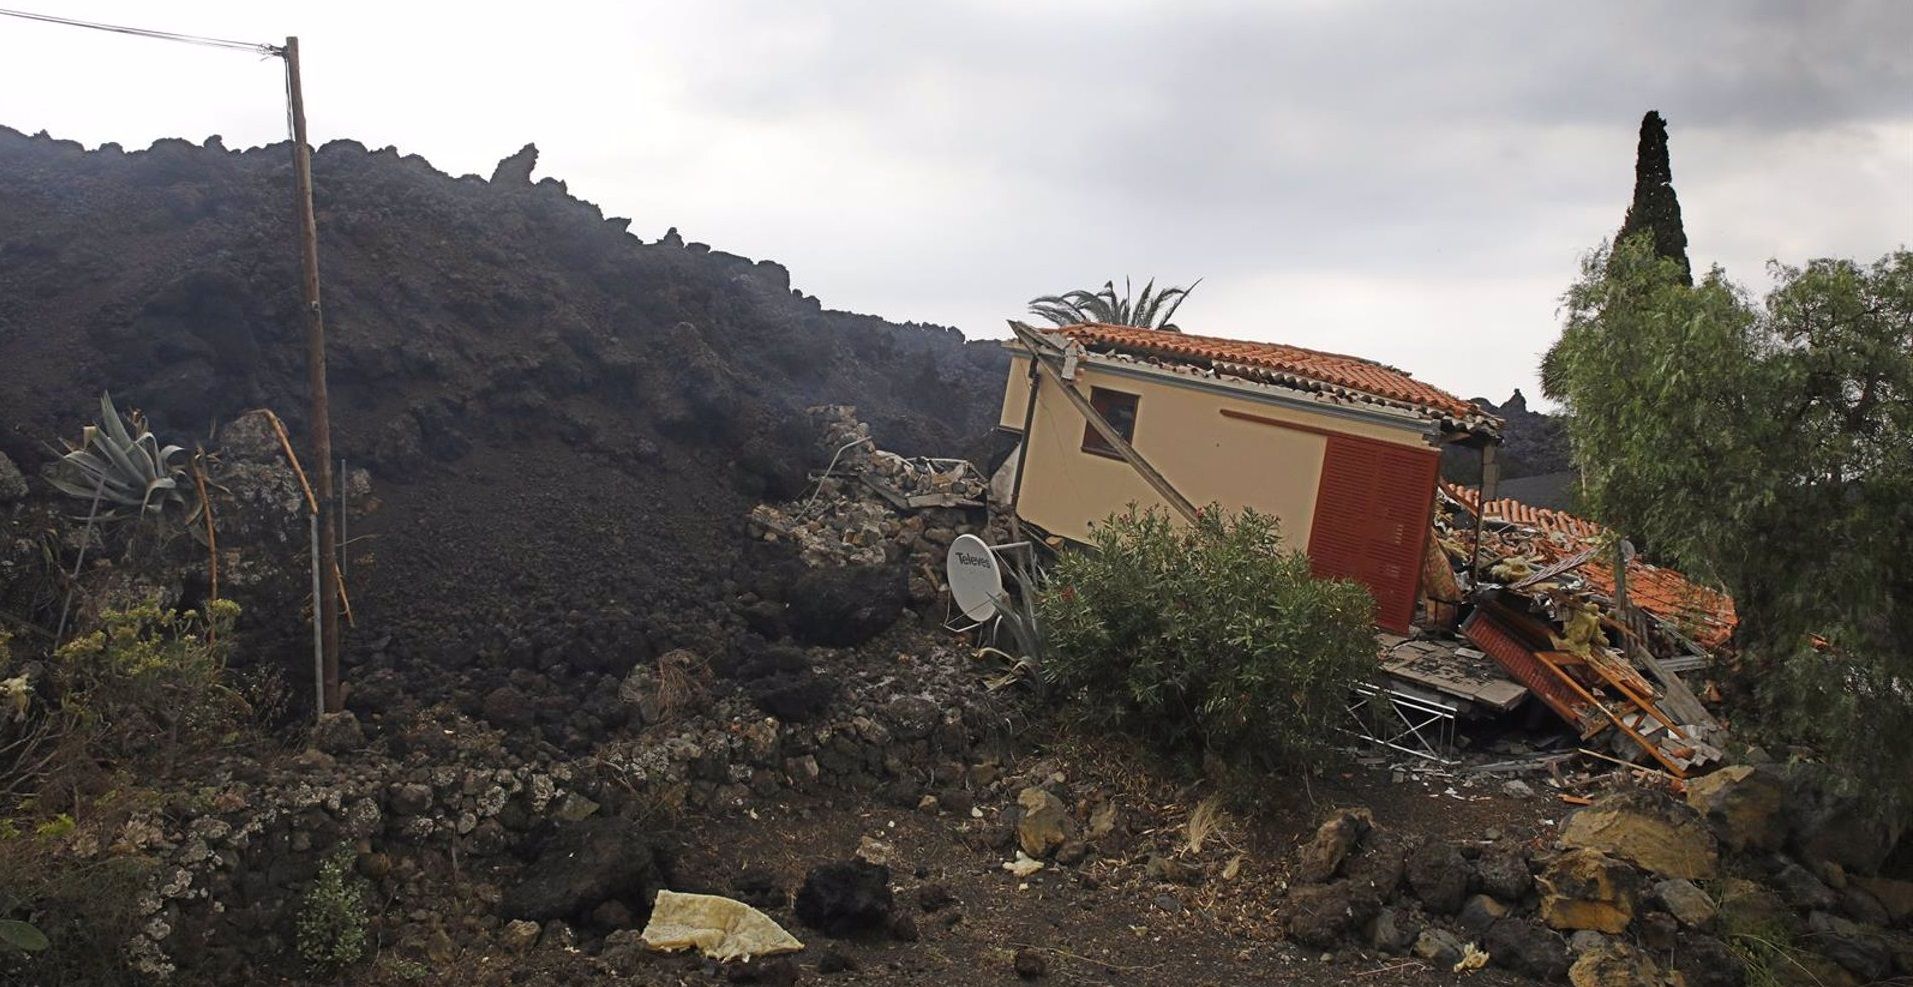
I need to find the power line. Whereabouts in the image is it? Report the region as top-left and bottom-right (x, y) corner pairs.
(0, 7), (279, 56)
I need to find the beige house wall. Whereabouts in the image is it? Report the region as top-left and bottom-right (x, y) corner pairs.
(998, 349), (1433, 547)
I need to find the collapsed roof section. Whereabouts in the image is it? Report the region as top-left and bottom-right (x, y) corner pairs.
(1441, 482), (1737, 650)
(1049, 323), (1503, 441)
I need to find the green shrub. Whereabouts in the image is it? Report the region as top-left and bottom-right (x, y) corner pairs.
(49, 600), (245, 770)
(1037, 506), (1377, 776)
(296, 848), (368, 970)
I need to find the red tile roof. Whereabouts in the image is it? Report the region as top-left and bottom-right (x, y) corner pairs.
(1441, 482), (1738, 649)
(1053, 323), (1490, 427)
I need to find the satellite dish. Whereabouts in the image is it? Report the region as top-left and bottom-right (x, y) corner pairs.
(946, 533), (1006, 623)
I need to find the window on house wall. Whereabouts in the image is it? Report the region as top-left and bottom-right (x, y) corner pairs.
(1081, 387), (1140, 458)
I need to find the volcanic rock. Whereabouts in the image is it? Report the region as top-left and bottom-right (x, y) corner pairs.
(501, 817), (659, 923)
(1538, 849), (1639, 934)
(1559, 788), (1717, 880)
(785, 565), (908, 648)
(1015, 787), (1072, 858)
(1654, 878), (1717, 929)
(1482, 917), (1571, 982)
(1684, 764), (1785, 852)
(1295, 807), (1371, 884)
(1568, 939), (1664, 987)
(1406, 840), (1470, 914)
(794, 860), (893, 937)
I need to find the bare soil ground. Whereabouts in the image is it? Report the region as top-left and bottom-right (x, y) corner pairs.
(327, 740), (1562, 987)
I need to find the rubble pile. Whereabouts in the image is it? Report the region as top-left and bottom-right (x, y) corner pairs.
(1281, 777), (1913, 986)
(1423, 483), (1731, 777)
(748, 406), (1007, 603)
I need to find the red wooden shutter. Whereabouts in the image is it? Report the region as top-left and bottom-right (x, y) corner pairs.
(1307, 434), (1439, 633)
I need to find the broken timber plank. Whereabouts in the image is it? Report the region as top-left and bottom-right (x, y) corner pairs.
(1007, 321), (1200, 524)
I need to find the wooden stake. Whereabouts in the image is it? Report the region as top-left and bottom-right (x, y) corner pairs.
(285, 37), (342, 714)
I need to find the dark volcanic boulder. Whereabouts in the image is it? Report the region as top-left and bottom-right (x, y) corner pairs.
(501, 817), (659, 923)
(794, 860), (893, 937)
(1482, 917), (1570, 981)
(785, 565), (907, 648)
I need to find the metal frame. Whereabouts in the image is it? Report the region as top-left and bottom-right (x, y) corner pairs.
(1345, 682), (1460, 763)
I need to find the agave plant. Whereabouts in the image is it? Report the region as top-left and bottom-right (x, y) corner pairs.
(1028, 276), (1201, 332)
(44, 393), (191, 520)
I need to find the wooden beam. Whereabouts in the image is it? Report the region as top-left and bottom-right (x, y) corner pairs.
(1007, 322), (1200, 524)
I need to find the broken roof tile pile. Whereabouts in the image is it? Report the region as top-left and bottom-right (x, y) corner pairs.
(1432, 482), (1732, 778)
(1052, 323), (1501, 436)
(1441, 483), (1736, 649)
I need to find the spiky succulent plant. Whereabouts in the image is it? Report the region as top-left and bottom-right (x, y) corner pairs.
(44, 393), (191, 520)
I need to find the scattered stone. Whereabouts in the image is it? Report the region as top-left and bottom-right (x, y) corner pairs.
(1854, 875), (1913, 924)
(1015, 788), (1073, 858)
(1784, 767), (1905, 875)
(389, 783), (433, 817)
(1296, 808), (1372, 884)
(855, 836), (893, 867)
(1655, 878), (1717, 929)
(1482, 917), (1571, 982)
(1086, 800), (1118, 840)
(552, 791), (600, 823)
(1405, 841), (1470, 914)
(1538, 849), (1639, 934)
(1771, 858), (1839, 911)
(794, 861), (893, 937)
(1503, 779), (1536, 798)
(1365, 907), (1414, 954)
(1458, 893), (1509, 937)
(1836, 885), (1890, 927)
(888, 913), (919, 942)
(1669, 933), (1747, 987)
(1053, 839), (1088, 867)
(501, 919), (541, 954)
(1568, 939), (1665, 987)
(310, 711), (363, 754)
(1638, 910), (1679, 952)
(1013, 946), (1049, 979)
(1808, 911), (1892, 983)
(1559, 788), (1718, 880)
(917, 794), (940, 814)
(1413, 928), (1465, 969)
(1154, 894), (1184, 915)
(1568, 930), (1608, 954)
(1288, 881), (1377, 948)
(1477, 847), (1533, 902)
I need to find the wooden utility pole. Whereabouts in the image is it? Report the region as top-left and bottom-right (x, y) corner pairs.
(284, 36), (342, 714)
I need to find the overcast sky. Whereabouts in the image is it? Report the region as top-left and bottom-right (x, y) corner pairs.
(2, 2), (1908, 404)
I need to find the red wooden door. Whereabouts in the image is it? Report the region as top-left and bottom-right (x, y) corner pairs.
(1306, 434), (1439, 633)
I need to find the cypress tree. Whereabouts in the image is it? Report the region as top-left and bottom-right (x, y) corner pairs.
(1616, 111), (1692, 286)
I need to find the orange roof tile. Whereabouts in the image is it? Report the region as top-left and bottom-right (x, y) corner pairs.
(1054, 323), (1491, 427)
(1440, 481), (1738, 648)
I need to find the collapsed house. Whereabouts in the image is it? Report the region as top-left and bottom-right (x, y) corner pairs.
(990, 321), (1736, 778)
(995, 322), (1500, 633)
